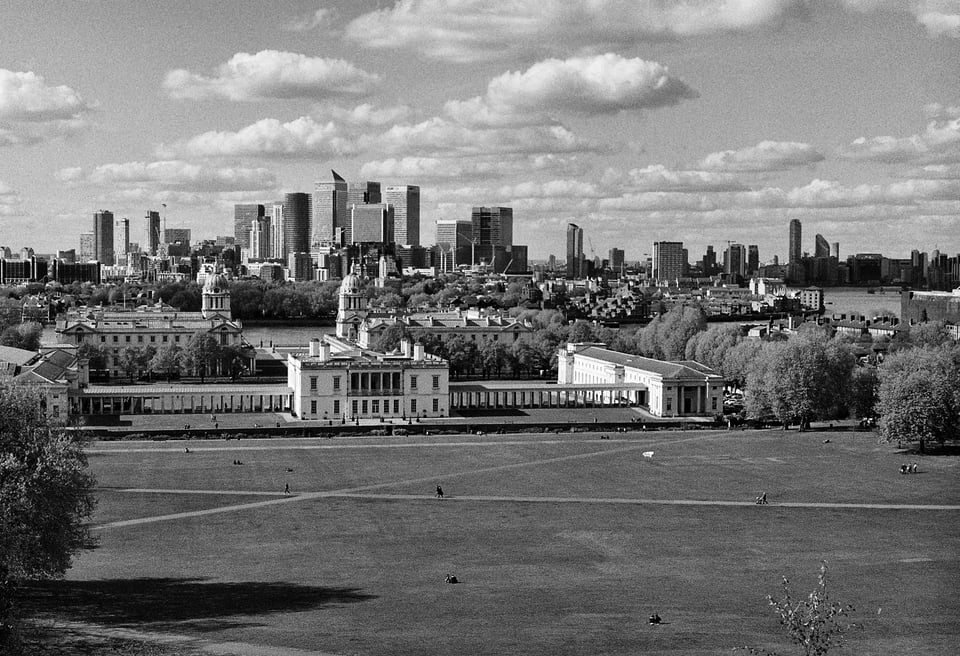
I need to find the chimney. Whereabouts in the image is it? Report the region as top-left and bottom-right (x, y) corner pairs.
(319, 341), (331, 362)
(413, 343), (424, 361)
(309, 338), (320, 357)
(401, 339), (413, 358)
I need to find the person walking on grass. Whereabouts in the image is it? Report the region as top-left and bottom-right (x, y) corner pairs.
(284, 482), (290, 495)
(436, 485), (444, 499)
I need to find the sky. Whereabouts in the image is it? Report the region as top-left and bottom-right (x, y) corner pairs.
(0, 0), (958, 263)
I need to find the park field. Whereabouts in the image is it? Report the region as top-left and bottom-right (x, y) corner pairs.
(21, 428), (960, 655)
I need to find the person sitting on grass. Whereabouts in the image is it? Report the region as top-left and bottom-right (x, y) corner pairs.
(648, 613), (661, 624)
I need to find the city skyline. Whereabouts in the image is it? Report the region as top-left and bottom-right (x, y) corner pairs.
(0, 1), (958, 260)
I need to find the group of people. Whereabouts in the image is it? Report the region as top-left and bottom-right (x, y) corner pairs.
(900, 463), (919, 474)
(755, 492), (768, 505)
(232, 459), (243, 465)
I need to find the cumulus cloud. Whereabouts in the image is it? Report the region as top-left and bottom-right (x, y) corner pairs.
(66, 160), (277, 192)
(842, 0), (960, 38)
(344, 0), (802, 61)
(159, 116), (356, 159)
(164, 50), (379, 101)
(616, 165), (747, 192)
(0, 69), (90, 121)
(373, 117), (600, 158)
(697, 141), (824, 172)
(315, 102), (413, 126)
(445, 54), (696, 126)
(838, 114), (960, 163)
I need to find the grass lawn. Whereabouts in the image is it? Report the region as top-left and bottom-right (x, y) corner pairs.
(21, 428), (960, 655)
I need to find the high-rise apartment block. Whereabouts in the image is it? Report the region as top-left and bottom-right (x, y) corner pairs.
(249, 217), (271, 260)
(351, 204), (395, 244)
(234, 204), (265, 250)
(653, 241), (685, 282)
(144, 210), (161, 255)
(384, 185), (420, 246)
(726, 243), (746, 278)
(815, 233), (830, 258)
(789, 219), (802, 264)
(608, 247), (625, 272)
(566, 223), (584, 278)
(313, 170), (348, 245)
(93, 210), (114, 265)
(283, 193), (311, 256)
(269, 202), (285, 260)
(747, 245), (759, 275)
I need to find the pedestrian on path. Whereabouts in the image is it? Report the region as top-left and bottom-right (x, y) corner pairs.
(284, 483), (290, 495)
(436, 485), (444, 499)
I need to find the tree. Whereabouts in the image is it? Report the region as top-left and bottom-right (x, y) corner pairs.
(848, 366), (879, 419)
(149, 344), (182, 382)
(876, 345), (960, 451)
(183, 332), (220, 383)
(118, 346), (142, 382)
(76, 342), (108, 372)
(745, 334), (855, 429)
(766, 561), (854, 656)
(0, 322), (42, 352)
(0, 386), (96, 651)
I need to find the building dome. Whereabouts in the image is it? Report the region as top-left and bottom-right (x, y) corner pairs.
(203, 272), (229, 294)
(340, 271), (362, 295)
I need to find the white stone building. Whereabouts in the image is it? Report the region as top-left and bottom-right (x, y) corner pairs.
(557, 343), (723, 417)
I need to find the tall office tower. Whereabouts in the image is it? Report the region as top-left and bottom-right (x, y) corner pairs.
(814, 233), (830, 258)
(436, 219), (473, 269)
(79, 233), (95, 261)
(312, 170), (348, 245)
(93, 210), (115, 265)
(348, 181), (381, 206)
(747, 244), (759, 274)
(234, 204), (265, 250)
(249, 217), (271, 260)
(831, 242), (840, 259)
(269, 202), (284, 259)
(384, 185), (420, 246)
(351, 203), (394, 244)
(702, 245), (717, 274)
(566, 223), (584, 278)
(471, 207), (513, 247)
(283, 193), (311, 256)
(144, 210), (161, 255)
(163, 228), (191, 245)
(114, 217), (130, 264)
(609, 247), (625, 271)
(726, 243), (746, 278)
(789, 219), (802, 264)
(652, 241), (685, 282)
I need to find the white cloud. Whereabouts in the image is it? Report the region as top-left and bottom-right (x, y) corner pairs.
(284, 5), (334, 32)
(159, 116), (357, 159)
(617, 165), (747, 192)
(373, 117), (600, 157)
(164, 50), (379, 101)
(838, 115), (960, 163)
(842, 1), (960, 38)
(315, 102), (413, 126)
(0, 180), (22, 216)
(69, 160), (277, 192)
(344, 0), (802, 62)
(0, 69), (90, 121)
(446, 54), (695, 126)
(904, 163), (960, 179)
(697, 141), (824, 172)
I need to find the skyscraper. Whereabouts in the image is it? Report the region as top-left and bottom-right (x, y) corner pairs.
(351, 204), (394, 244)
(436, 219), (473, 269)
(789, 219), (802, 264)
(114, 217), (130, 264)
(269, 202), (284, 260)
(93, 210), (114, 265)
(815, 233), (830, 258)
(234, 204), (265, 250)
(471, 207), (513, 247)
(747, 244), (759, 275)
(79, 232), (95, 262)
(144, 210), (161, 255)
(283, 193), (311, 256)
(609, 247), (625, 272)
(653, 241), (685, 282)
(312, 170), (348, 245)
(249, 217), (271, 260)
(726, 243), (746, 278)
(348, 181), (381, 206)
(566, 223), (583, 278)
(384, 185), (420, 246)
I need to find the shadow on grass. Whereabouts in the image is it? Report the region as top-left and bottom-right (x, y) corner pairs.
(20, 578), (376, 631)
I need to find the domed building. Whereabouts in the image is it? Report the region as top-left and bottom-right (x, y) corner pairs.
(336, 264), (367, 341)
(202, 270), (232, 319)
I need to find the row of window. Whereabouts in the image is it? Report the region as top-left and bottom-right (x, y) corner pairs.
(100, 334), (181, 344)
(307, 397), (441, 416)
(306, 374), (441, 392)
